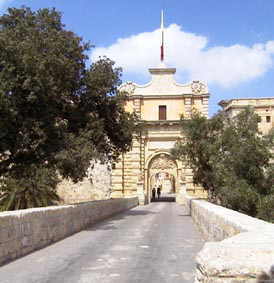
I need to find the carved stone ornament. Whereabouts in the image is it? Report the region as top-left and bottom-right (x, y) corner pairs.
(119, 81), (136, 95)
(138, 173), (144, 182)
(180, 174), (186, 182)
(191, 81), (206, 94)
(150, 154), (176, 170)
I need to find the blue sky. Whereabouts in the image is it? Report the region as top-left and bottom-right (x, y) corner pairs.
(1, 0), (274, 116)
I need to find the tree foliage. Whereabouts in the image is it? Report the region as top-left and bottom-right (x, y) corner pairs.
(0, 7), (137, 210)
(172, 108), (274, 222)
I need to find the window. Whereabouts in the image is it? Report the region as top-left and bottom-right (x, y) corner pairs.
(159, 105), (167, 120)
(258, 116), (262, 123)
(266, 116), (271, 123)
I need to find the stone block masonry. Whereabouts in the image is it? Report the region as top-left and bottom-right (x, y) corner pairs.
(57, 161), (112, 204)
(181, 194), (274, 282)
(0, 197), (138, 266)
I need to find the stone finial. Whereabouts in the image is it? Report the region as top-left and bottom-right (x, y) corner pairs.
(119, 81), (136, 95)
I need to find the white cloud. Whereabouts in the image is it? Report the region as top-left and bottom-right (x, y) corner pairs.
(91, 24), (274, 88)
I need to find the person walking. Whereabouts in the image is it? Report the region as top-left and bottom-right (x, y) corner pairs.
(152, 187), (156, 199)
(157, 186), (161, 199)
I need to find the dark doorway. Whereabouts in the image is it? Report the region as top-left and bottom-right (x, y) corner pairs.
(159, 105), (167, 120)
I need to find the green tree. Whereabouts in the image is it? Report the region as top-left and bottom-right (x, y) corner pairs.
(0, 7), (137, 210)
(171, 112), (225, 200)
(171, 108), (274, 220)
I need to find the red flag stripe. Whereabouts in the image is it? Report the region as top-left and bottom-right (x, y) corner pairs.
(161, 45), (164, 62)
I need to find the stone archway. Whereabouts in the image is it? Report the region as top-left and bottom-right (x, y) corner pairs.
(150, 172), (175, 194)
(147, 153), (178, 202)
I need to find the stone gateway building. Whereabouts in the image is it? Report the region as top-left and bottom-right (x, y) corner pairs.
(219, 97), (274, 135)
(111, 66), (209, 204)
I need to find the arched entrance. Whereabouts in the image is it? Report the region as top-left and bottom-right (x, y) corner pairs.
(146, 153), (178, 202)
(150, 173), (175, 194)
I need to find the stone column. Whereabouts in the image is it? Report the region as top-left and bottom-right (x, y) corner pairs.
(133, 97), (142, 118)
(202, 96), (209, 117)
(184, 97), (192, 118)
(144, 168), (149, 204)
(137, 181), (145, 205)
(180, 182), (187, 193)
(176, 181), (187, 205)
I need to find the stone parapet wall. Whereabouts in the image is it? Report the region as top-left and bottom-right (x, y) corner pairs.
(181, 194), (274, 282)
(0, 197), (138, 266)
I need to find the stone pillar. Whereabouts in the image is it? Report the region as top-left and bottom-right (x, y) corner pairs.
(144, 168), (149, 204)
(202, 97), (209, 117)
(133, 97), (142, 118)
(180, 182), (187, 193)
(184, 98), (192, 118)
(176, 181), (187, 205)
(137, 181), (145, 205)
(179, 181), (191, 215)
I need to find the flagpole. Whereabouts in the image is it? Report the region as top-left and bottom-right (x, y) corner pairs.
(160, 10), (164, 62)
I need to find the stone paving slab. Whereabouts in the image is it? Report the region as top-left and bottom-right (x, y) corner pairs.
(0, 202), (204, 283)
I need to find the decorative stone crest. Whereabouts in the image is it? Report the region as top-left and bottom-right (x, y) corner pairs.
(150, 154), (176, 170)
(138, 173), (144, 182)
(191, 81), (206, 94)
(180, 174), (186, 182)
(119, 81), (136, 95)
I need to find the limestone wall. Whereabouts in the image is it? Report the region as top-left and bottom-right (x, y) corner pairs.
(220, 97), (274, 135)
(0, 197), (138, 266)
(181, 194), (274, 282)
(111, 138), (141, 198)
(57, 161), (111, 204)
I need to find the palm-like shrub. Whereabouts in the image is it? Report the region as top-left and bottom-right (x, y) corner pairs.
(0, 166), (60, 211)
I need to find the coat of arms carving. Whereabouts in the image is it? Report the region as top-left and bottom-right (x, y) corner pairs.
(150, 154), (176, 170)
(191, 81), (206, 94)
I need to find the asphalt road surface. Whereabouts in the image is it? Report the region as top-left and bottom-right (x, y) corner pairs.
(0, 202), (204, 283)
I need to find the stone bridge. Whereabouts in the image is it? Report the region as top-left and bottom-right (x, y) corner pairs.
(0, 195), (274, 282)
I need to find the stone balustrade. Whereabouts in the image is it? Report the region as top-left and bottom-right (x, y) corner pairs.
(0, 197), (138, 266)
(181, 194), (274, 282)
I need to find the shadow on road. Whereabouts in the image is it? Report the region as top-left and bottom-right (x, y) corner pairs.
(85, 208), (158, 232)
(151, 196), (175, 202)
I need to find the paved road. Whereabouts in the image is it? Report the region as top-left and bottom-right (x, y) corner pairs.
(0, 202), (204, 283)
